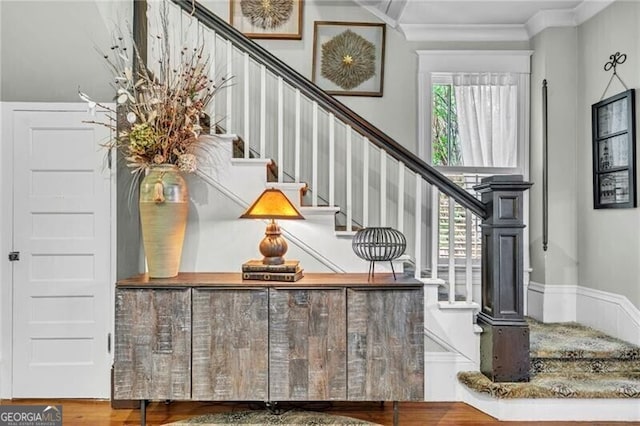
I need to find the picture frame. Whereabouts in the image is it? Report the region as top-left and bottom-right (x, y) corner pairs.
(312, 21), (385, 97)
(592, 89), (637, 209)
(230, 0), (303, 39)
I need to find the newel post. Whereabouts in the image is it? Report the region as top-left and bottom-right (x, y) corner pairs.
(474, 175), (533, 382)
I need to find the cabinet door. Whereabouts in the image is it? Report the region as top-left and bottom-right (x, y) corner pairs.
(114, 288), (191, 400)
(347, 288), (424, 401)
(192, 288), (268, 400)
(269, 289), (347, 401)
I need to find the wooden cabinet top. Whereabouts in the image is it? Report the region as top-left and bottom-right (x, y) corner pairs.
(116, 272), (423, 289)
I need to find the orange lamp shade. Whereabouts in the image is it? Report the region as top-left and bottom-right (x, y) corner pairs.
(240, 188), (304, 220)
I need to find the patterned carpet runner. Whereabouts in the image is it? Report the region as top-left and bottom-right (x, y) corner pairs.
(163, 409), (383, 425)
(459, 318), (640, 398)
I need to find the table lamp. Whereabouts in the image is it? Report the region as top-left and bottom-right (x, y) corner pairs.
(240, 187), (304, 266)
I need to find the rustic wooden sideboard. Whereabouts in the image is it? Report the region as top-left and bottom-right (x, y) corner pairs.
(114, 273), (424, 424)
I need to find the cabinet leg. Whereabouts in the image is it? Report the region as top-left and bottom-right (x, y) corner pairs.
(140, 399), (147, 426)
(393, 401), (399, 426)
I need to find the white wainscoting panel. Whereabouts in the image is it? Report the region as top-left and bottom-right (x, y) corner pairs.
(527, 282), (640, 345)
(576, 286), (640, 346)
(425, 352), (476, 401)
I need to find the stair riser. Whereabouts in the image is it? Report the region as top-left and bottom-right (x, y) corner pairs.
(532, 358), (640, 375)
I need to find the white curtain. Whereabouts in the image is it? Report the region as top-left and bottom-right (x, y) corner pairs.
(453, 73), (518, 168)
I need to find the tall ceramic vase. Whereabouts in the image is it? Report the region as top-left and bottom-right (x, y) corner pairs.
(139, 164), (189, 278)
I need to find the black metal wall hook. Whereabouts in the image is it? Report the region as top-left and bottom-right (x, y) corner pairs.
(604, 52), (627, 73)
(601, 51), (629, 100)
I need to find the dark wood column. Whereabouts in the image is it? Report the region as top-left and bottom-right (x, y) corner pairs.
(474, 175), (533, 382)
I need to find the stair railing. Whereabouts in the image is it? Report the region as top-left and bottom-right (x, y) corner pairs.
(141, 0), (532, 381)
(170, 0), (485, 217)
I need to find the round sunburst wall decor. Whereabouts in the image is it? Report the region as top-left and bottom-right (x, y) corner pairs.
(240, 0), (294, 30)
(321, 29), (376, 91)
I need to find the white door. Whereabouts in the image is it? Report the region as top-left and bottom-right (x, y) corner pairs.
(11, 106), (113, 397)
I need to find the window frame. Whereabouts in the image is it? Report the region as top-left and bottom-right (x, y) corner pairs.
(416, 50), (532, 270)
(417, 50), (532, 177)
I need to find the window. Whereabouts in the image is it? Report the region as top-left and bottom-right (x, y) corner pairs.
(417, 51), (531, 265)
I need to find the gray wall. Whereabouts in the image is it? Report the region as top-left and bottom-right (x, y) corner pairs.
(1, 1), (131, 102)
(576, 0), (640, 308)
(530, 1), (640, 309)
(529, 27), (579, 287)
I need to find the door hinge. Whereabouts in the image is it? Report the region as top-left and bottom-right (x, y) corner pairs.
(107, 333), (112, 354)
(8, 251), (19, 261)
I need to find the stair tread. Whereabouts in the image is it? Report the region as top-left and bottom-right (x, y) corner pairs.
(529, 318), (640, 360)
(458, 370), (640, 399)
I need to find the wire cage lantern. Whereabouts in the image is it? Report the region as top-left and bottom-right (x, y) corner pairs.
(352, 227), (406, 280)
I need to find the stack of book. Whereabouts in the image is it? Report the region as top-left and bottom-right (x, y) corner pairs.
(241, 260), (304, 282)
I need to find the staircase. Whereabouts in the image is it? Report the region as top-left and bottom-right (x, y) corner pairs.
(135, 0), (537, 405)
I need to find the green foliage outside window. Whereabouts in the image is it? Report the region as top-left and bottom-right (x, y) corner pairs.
(432, 84), (461, 166)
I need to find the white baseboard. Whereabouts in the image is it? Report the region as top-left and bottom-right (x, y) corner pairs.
(425, 352), (476, 401)
(460, 385), (640, 421)
(527, 282), (640, 345)
(527, 281), (577, 322)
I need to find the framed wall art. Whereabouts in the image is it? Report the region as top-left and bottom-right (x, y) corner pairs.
(592, 88), (637, 209)
(312, 21), (385, 97)
(230, 0), (303, 39)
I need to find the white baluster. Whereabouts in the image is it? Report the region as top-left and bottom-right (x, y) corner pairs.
(226, 39), (233, 132)
(209, 27), (217, 123)
(312, 102), (318, 206)
(414, 174), (422, 279)
(465, 209), (473, 303)
(277, 77), (284, 183)
(294, 89), (301, 182)
(329, 113), (335, 207)
(430, 186), (439, 280)
(244, 52), (250, 158)
(260, 64), (266, 158)
(362, 139), (369, 227)
(196, 15), (204, 47)
(397, 162), (405, 233)
(168, 2), (182, 77)
(448, 197), (456, 303)
(196, 23), (217, 124)
(346, 127), (353, 232)
(182, 11), (198, 54)
(380, 151), (387, 226)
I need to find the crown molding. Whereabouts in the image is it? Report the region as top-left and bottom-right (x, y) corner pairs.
(525, 8), (576, 38)
(395, 0), (617, 42)
(400, 24), (530, 42)
(525, 0), (616, 38)
(573, 0), (616, 26)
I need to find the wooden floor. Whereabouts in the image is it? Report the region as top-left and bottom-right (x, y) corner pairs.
(2, 399), (639, 425)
